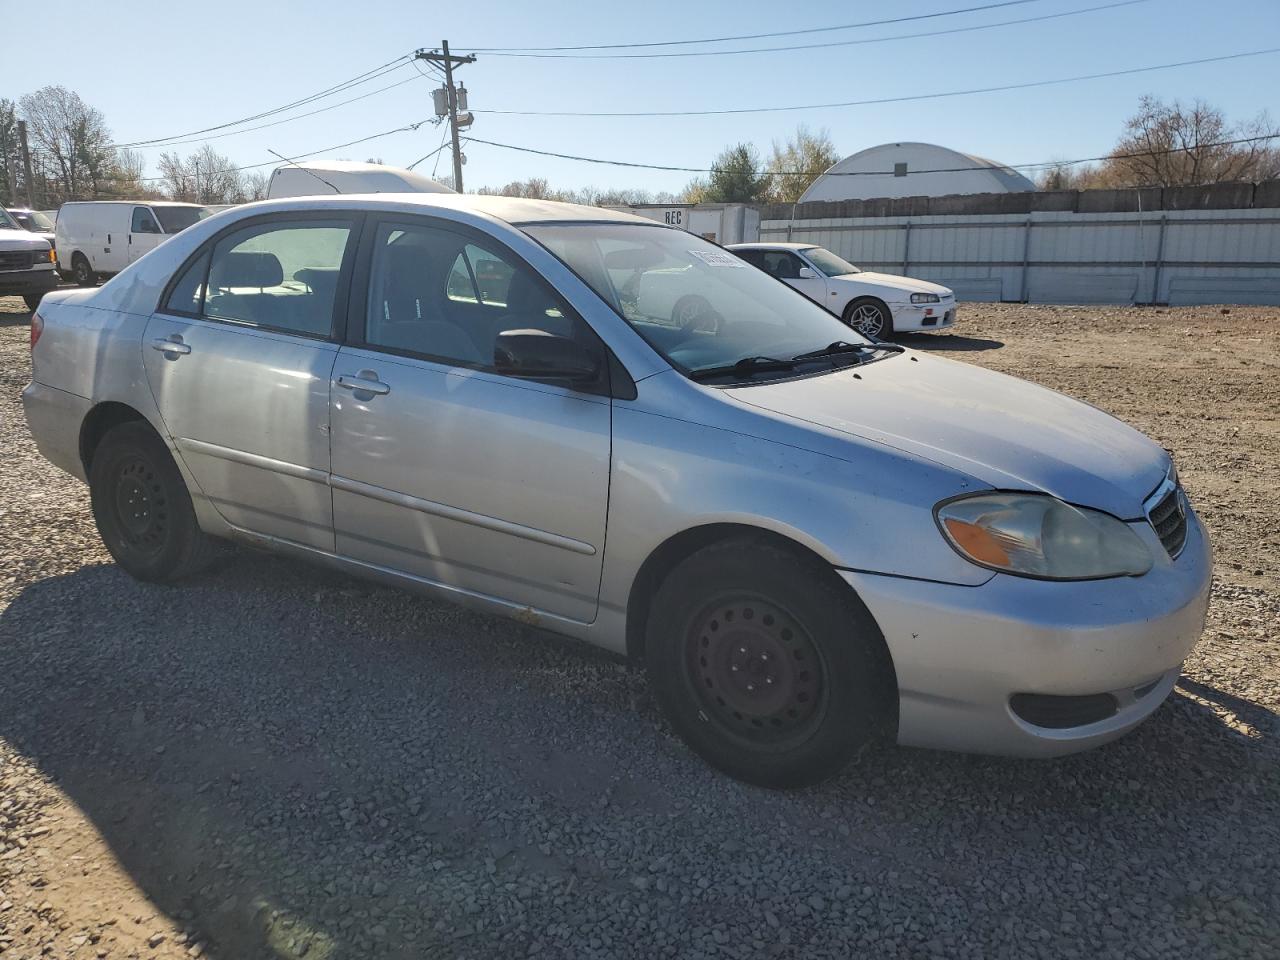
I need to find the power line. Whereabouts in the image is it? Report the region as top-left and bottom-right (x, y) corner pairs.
(486, 0), (1146, 59)
(132, 118), (432, 183)
(466, 0), (1047, 52)
(460, 133), (1280, 178)
(114, 55), (413, 148)
(126, 73), (426, 150)
(406, 129), (451, 170)
(475, 47), (1280, 117)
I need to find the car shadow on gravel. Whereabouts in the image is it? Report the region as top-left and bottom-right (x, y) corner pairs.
(897, 332), (1004, 352)
(1, 554), (1277, 959)
(0, 304), (33, 327)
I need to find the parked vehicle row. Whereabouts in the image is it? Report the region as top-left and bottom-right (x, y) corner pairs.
(0, 207), (58, 310)
(54, 201), (210, 287)
(22, 194), (1209, 786)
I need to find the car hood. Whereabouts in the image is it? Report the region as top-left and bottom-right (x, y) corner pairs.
(0, 227), (47, 250)
(831, 271), (952, 298)
(726, 351), (1169, 519)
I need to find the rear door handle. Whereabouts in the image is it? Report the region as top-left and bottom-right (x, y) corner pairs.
(150, 337), (191, 356)
(336, 373), (390, 396)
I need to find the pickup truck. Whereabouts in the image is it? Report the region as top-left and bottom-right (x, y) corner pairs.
(0, 207), (58, 310)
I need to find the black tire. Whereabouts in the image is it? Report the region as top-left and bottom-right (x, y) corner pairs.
(88, 421), (219, 583)
(843, 297), (893, 339)
(71, 253), (97, 287)
(645, 537), (894, 788)
(22, 292), (44, 311)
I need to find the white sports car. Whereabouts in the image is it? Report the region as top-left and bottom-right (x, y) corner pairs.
(727, 242), (956, 338)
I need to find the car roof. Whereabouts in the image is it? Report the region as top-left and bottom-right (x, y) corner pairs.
(726, 242), (817, 251)
(59, 200), (206, 208)
(222, 192), (659, 227)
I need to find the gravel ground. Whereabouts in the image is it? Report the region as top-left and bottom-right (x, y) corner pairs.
(0, 295), (1277, 960)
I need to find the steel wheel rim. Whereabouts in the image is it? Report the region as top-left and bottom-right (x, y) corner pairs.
(111, 456), (168, 555)
(75, 261), (90, 283)
(686, 594), (826, 747)
(851, 304), (883, 337)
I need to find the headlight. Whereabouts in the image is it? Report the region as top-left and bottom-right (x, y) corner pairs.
(910, 293), (940, 304)
(935, 493), (1152, 580)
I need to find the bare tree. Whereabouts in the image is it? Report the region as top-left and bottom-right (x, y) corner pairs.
(0, 99), (19, 205)
(242, 170), (270, 202)
(18, 86), (115, 202)
(763, 125), (840, 203)
(157, 145), (250, 203)
(1105, 96), (1279, 187)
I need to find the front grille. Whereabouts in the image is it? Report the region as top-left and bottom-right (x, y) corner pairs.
(0, 250), (35, 271)
(1148, 485), (1187, 558)
(1010, 692), (1118, 729)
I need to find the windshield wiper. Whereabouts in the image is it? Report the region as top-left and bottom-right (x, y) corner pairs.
(689, 356), (797, 381)
(791, 340), (905, 362)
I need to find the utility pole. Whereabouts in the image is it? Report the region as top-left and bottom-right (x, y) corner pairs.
(415, 42), (475, 192)
(17, 120), (35, 209)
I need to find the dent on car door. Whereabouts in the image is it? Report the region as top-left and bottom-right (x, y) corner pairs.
(141, 215), (357, 549)
(329, 218), (612, 623)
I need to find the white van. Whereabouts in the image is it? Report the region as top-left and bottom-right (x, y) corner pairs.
(55, 201), (210, 286)
(266, 160), (454, 199)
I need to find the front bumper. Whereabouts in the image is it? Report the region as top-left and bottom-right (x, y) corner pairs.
(0, 265), (58, 297)
(841, 506), (1212, 757)
(890, 299), (957, 332)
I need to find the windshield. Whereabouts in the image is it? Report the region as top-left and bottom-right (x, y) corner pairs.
(154, 206), (211, 233)
(803, 246), (860, 276)
(524, 223), (869, 377)
(0, 209), (19, 230)
(8, 209), (55, 232)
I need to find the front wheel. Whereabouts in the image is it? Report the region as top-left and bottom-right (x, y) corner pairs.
(88, 421), (219, 583)
(23, 292), (44, 311)
(843, 298), (893, 339)
(645, 538), (895, 788)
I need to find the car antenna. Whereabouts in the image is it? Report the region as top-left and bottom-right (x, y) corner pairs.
(267, 149), (342, 194)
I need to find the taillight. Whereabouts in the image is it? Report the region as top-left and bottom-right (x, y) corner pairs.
(30, 311), (44, 351)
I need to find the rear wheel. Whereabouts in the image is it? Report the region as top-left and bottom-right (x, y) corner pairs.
(72, 253), (97, 287)
(22, 292), (44, 311)
(843, 298), (893, 339)
(645, 538), (894, 787)
(88, 421), (218, 583)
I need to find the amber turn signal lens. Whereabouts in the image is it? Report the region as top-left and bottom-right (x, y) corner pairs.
(943, 517), (1011, 566)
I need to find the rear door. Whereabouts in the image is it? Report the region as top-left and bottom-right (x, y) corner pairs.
(329, 216), (612, 622)
(128, 206), (164, 263)
(141, 212), (357, 550)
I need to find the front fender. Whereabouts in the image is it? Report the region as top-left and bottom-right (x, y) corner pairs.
(598, 384), (993, 626)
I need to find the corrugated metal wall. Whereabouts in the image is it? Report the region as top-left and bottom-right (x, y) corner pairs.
(758, 208), (1280, 305)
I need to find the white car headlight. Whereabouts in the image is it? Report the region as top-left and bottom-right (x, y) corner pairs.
(935, 493), (1152, 580)
(910, 293), (940, 304)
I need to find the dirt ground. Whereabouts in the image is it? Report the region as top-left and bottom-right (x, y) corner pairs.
(0, 295), (1277, 960)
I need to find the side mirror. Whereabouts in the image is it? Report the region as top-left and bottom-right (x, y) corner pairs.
(797, 266), (817, 279)
(494, 329), (599, 383)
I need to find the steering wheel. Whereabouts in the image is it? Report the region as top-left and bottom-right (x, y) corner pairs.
(672, 295), (721, 336)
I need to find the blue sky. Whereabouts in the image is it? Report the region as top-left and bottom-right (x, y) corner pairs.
(10, 0), (1279, 194)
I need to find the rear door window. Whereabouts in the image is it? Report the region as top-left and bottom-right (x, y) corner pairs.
(199, 219), (353, 337)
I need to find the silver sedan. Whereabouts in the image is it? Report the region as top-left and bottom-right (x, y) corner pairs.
(22, 194), (1210, 787)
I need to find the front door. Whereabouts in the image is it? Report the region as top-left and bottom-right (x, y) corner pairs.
(761, 249), (827, 303)
(141, 214), (357, 549)
(129, 206), (165, 263)
(329, 217), (612, 622)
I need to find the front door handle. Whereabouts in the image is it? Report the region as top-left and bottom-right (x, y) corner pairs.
(336, 373), (390, 396)
(150, 336), (191, 356)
